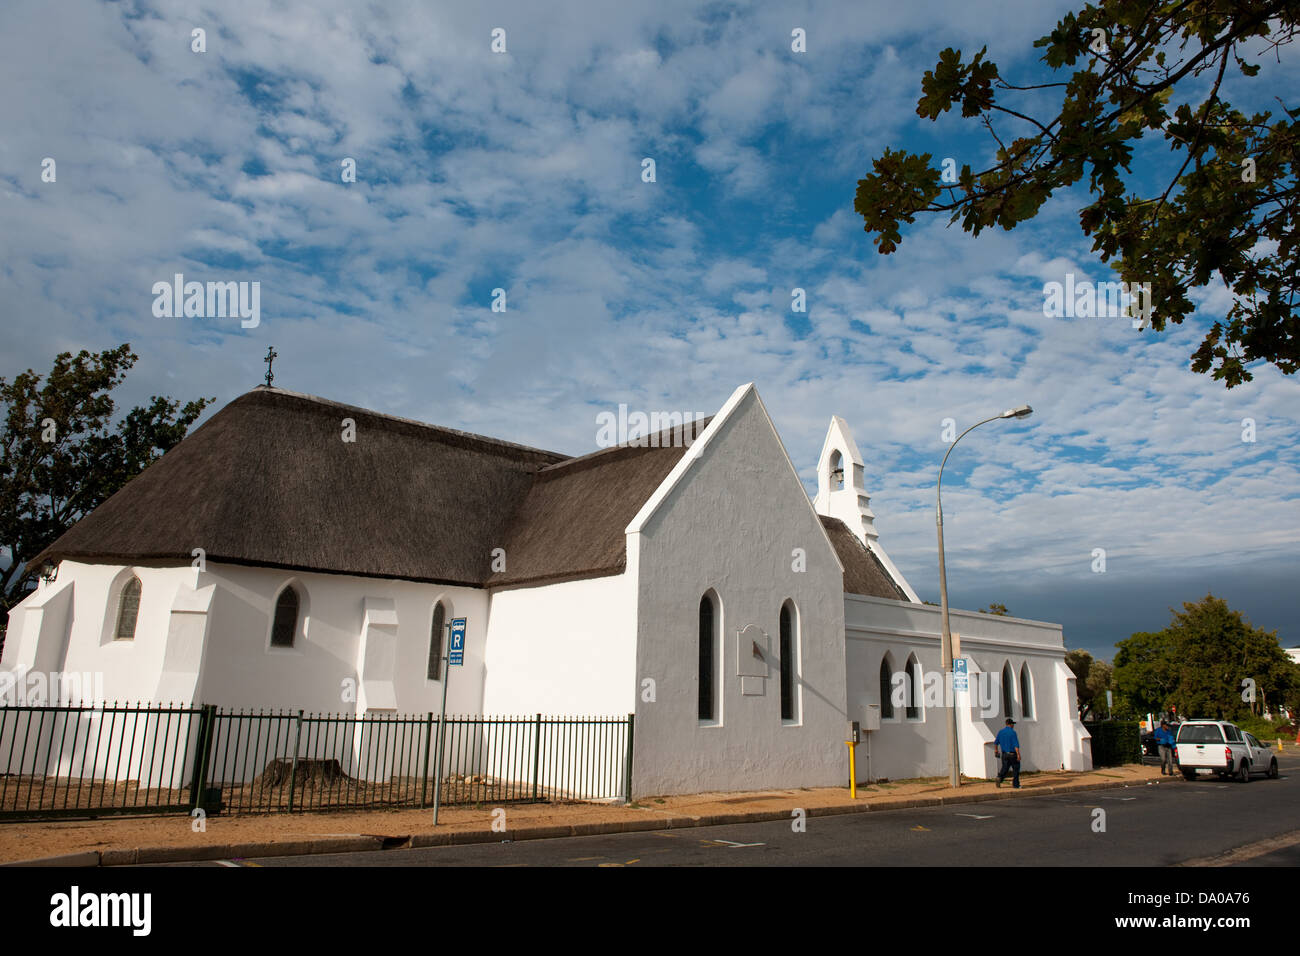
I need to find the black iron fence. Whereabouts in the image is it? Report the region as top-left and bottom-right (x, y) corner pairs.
(0, 704), (633, 821)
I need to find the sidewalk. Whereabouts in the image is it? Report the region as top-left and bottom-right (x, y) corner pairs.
(2, 763), (1164, 865)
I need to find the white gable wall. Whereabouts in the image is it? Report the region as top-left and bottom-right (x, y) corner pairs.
(629, 386), (849, 797)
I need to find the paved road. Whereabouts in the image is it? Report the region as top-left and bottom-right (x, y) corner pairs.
(168, 751), (1300, 867)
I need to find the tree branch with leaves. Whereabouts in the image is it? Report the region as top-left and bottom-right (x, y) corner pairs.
(855, 0), (1299, 387)
(0, 345), (212, 630)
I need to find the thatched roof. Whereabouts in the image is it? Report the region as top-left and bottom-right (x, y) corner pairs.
(488, 431), (702, 589)
(36, 387), (568, 586)
(819, 516), (909, 601)
(40, 387), (896, 600)
(36, 387), (706, 589)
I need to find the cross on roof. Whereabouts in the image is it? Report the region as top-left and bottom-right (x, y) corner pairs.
(264, 346), (278, 387)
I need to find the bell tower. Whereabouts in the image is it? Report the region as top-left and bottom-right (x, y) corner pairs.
(813, 416), (920, 603)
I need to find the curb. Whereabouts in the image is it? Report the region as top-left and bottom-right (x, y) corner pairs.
(0, 850), (101, 867)
(6, 774), (1162, 867)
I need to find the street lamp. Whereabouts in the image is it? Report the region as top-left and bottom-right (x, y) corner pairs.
(936, 404), (1033, 788)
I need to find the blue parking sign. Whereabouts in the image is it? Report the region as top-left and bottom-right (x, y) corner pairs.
(953, 657), (968, 693)
(448, 618), (467, 666)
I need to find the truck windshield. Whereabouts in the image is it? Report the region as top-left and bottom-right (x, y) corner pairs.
(1177, 724), (1224, 743)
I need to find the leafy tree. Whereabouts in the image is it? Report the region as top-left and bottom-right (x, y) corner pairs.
(0, 346), (212, 635)
(1112, 593), (1300, 719)
(1111, 629), (1179, 715)
(981, 602), (1010, 616)
(1088, 659), (1115, 717)
(1067, 650), (1117, 719)
(854, 0), (1300, 387)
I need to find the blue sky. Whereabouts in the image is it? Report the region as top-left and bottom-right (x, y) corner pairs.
(2, 0), (1297, 659)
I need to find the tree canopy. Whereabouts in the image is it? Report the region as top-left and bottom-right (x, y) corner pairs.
(0, 345), (212, 628)
(854, 0), (1299, 387)
(1066, 648), (1115, 718)
(1112, 593), (1299, 718)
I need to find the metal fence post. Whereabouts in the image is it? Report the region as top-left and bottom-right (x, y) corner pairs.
(287, 709), (304, 813)
(532, 713), (542, 801)
(622, 713), (635, 804)
(419, 712), (434, 808)
(188, 704), (216, 814)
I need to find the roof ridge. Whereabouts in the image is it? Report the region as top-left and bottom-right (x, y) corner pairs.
(241, 386), (570, 462)
(538, 415), (713, 476)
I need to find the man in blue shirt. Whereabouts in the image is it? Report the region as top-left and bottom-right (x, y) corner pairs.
(994, 718), (1021, 788)
(1154, 720), (1177, 775)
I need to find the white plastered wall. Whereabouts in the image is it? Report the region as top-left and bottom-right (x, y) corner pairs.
(3, 562), (201, 705)
(844, 594), (1092, 780)
(197, 563), (488, 716)
(481, 572), (637, 717)
(2, 559), (490, 716)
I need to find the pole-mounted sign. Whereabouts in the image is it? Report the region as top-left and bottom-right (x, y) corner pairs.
(449, 618), (467, 666)
(953, 657), (969, 694)
(433, 617), (468, 825)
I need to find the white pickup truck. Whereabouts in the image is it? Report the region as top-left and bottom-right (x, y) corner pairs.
(1174, 720), (1278, 781)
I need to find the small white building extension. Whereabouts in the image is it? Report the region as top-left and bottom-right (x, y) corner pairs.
(2, 382), (1090, 796)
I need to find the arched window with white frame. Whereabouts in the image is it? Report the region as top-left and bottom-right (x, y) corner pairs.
(905, 653), (924, 720)
(779, 600), (799, 723)
(113, 575), (142, 641)
(270, 585), (302, 648)
(879, 654), (896, 720)
(1019, 663), (1034, 719)
(427, 601), (447, 680)
(1001, 662), (1015, 719)
(698, 591), (720, 723)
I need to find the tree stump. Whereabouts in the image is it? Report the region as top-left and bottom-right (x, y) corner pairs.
(254, 758), (349, 791)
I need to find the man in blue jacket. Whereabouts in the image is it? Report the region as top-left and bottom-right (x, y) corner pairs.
(994, 718), (1021, 788)
(1155, 720), (1177, 775)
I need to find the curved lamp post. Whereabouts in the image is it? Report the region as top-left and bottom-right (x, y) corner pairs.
(937, 404), (1033, 788)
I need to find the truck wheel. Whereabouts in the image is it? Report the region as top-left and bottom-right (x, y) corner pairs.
(1181, 769), (1196, 781)
(1268, 759), (1279, 779)
(1237, 761), (1251, 783)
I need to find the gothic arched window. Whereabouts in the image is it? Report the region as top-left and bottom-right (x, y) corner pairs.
(428, 602), (446, 680)
(114, 576), (142, 641)
(779, 602), (798, 722)
(271, 586), (301, 648)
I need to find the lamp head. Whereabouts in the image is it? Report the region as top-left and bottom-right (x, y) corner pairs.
(1002, 405), (1033, 420)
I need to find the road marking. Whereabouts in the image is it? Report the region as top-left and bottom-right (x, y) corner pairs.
(911, 825), (929, 831)
(569, 856), (602, 861)
(216, 860), (240, 868)
(955, 813), (995, 819)
(1176, 828), (1300, 867)
(711, 839), (765, 847)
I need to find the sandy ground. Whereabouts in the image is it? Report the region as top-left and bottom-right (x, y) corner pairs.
(0, 764), (1163, 863)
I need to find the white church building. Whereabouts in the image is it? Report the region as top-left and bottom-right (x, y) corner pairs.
(2, 383), (1091, 797)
